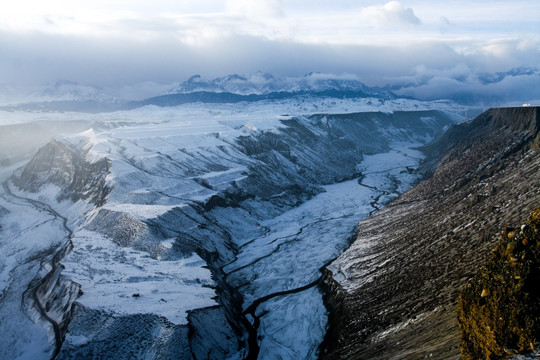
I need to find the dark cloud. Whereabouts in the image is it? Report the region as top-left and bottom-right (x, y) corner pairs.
(0, 29), (538, 103)
(392, 66), (540, 105)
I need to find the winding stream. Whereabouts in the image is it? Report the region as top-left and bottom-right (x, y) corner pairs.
(2, 181), (74, 359)
(223, 143), (425, 358)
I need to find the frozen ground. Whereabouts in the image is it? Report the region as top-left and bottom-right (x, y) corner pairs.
(61, 230), (216, 325)
(0, 96), (469, 127)
(0, 98), (458, 359)
(223, 143), (425, 359)
(0, 177), (68, 359)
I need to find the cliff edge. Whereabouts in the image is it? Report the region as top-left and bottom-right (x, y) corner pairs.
(321, 107), (540, 359)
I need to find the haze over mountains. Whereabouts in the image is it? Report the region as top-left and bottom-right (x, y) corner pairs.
(1, 69), (539, 113)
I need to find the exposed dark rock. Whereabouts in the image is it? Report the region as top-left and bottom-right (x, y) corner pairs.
(457, 209), (540, 360)
(12, 138), (110, 206)
(233, 111), (453, 212)
(57, 305), (192, 360)
(188, 306), (244, 360)
(321, 107), (540, 360)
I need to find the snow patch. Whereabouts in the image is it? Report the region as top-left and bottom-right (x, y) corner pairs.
(62, 230), (216, 325)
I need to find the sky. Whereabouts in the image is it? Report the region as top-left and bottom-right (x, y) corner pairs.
(0, 0), (539, 101)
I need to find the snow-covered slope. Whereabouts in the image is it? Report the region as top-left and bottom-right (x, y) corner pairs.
(0, 99), (463, 359)
(166, 73), (379, 96)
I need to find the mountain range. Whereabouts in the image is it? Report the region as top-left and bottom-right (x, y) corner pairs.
(1, 68), (538, 113)
(165, 73), (378, 96)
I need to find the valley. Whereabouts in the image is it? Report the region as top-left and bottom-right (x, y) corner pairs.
(0, 100), (457, 359)
(2, 0), (540, 356)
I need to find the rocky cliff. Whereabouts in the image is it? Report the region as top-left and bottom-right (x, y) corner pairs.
(12, 138), (110, 206)
(321, 107), (540, 359)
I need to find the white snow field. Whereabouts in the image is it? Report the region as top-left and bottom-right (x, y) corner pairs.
(0, 97), (466, 359)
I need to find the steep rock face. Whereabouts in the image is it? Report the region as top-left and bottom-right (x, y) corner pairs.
(233, 111), (451, 210)
(457, 209), (540, 360)
(322, 107), (540, 359)
(13, 138), (110, 206)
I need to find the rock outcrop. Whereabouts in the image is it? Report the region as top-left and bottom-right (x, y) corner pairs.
(322, 107), (540, 359)
(12, 138), (110, 206)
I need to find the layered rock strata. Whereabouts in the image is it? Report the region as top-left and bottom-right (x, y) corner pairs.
(322, 107), (540, 359)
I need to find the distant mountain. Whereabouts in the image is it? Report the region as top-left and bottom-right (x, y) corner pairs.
(477, 66), (539, 85)
(1, 68), (538, 113)
(0, 80), (122, 113)
(0, 74), (401, 112)
(166, 72), (379, 96)
(24, 80), (117, 103)
(166, 73), (278, 95)
(125, 73), (397, 109)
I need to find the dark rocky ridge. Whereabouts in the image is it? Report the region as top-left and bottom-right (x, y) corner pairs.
(12, 139), (111, 206)
(321, 107), (540, 359)
(124, 89), (397, 110)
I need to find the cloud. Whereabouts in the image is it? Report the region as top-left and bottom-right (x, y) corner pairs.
(438, 16), (452, 34)
(0, 31), (465, 90)
(0, 0), (539, 106)
(390, 63), (540, 105)
(226, 0), (284, 19)
(360, 1), (421, 28)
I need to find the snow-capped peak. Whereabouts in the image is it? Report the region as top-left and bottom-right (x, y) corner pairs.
(166, 72), (279, 95)
(166, 72), (376, 96)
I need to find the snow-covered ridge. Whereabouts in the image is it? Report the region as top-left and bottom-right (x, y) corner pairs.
(165, 72), (385, 96)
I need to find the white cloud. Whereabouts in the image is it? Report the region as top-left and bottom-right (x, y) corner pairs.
(438, 16), (452, 34)
(0, 0), (539, 106)
(360, 1), (421, 28)
(226, 0), (284, 19)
